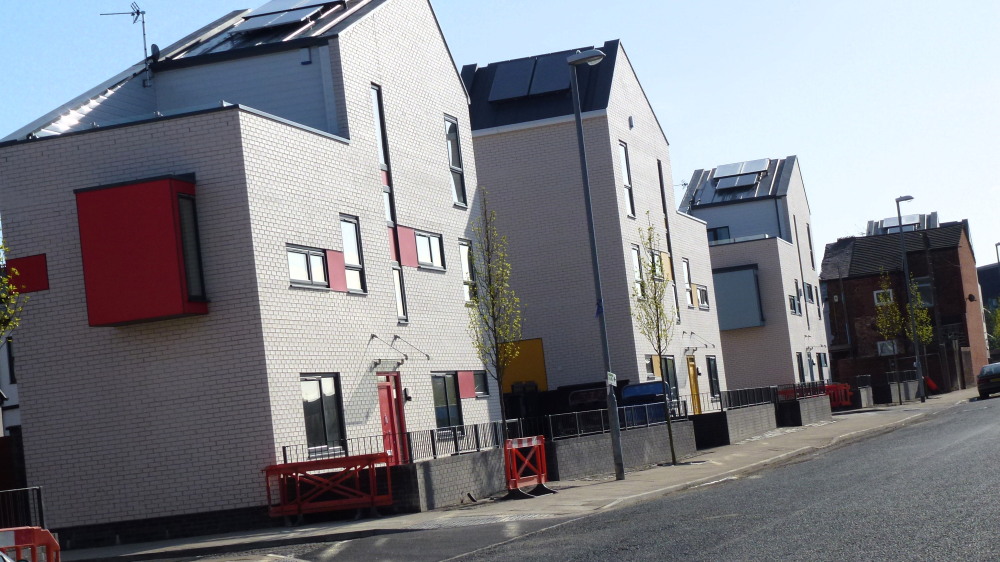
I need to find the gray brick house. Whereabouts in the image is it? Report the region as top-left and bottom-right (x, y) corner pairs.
(0, 0), (496, 537)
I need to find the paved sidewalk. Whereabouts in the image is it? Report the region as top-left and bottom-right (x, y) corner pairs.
(63, 389), (977, 561)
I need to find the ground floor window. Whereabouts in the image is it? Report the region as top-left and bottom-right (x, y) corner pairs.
(432, 373), (463, 429)
(661, 356), (679, 398)
(796, 353), (805, 383)
(706, 356), (720, 397)
(301, 374), (345, 453)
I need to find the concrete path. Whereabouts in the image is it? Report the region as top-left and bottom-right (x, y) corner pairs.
(62, 389), (978, 561)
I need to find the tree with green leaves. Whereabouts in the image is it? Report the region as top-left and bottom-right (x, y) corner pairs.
(467, 189), (522, 442)
(904, 277), (934, 347)
(874, 269), (904, 403)
(985, 306), (1000, 352)
(0, 241), (28, 338)
(630, 215), (679, 464)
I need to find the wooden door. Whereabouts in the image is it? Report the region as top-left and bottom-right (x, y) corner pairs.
(687, 356), (702, 415)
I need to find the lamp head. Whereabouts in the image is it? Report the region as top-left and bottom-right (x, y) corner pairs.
(895, 195), (914, 203)
(567, 49), (606, 66)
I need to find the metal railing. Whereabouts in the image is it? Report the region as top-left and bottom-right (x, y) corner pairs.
(533, 400), (689, 441)
(720, 386), (778, 409)
(776, 381), (828, 402)
(0, 486), (45, 528)
(280, 421), (505, 465)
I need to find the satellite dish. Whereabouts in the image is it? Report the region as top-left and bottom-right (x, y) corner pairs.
(150, 43), (160, 62)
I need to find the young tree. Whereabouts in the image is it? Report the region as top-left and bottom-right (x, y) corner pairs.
(467, 189), (522, 442)
(874, 270), (904, 403)
(986, 306), (1000, 352)
(630, 215), (679, 464)
(0, 241), (28, 338)
(903, 277), (934, 347)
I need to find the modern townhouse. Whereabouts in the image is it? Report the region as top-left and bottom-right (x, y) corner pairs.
(680, 156), (829, 389)
(821, 217), (989, 391)
(462, 40), (727, 414)
(0, 0), (494, 541)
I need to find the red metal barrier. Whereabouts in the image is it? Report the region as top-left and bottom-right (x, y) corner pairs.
(0, 526), (61, 562)
(264, 453), (392, 518)
(825, 383), (854, 408)
(504, 436), (556, 499)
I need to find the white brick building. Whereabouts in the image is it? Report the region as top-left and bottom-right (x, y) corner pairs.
(462, 41), (727, 411)
(0, 0), (495, 536)
(680, 156), (829, 388)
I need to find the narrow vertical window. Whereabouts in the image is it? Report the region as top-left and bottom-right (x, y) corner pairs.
(392, 265), (407, 320)
(341, 216), (366, 292)
(301, 374), (346, 454)
(631, 245), (643, 296)
(796, 352), (805, 383)
(4, 337), (13, 385)
(806, 223), (816, 270)
(445, 116), (467, 206)
(459, 240), (475, 302)
(177, 195), (206, 301)
(618, 142), (636, 217)
(662, 356), (678, 398)
(682, 258), (693, 306)
(370, 86), (389, 170)
(706, 356), (720, 397)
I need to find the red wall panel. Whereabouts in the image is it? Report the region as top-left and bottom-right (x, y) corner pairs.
(396, 226), (418, 268)
(457, 370), (477, 399)
(6, 254), (49, 293)
(75, 177), (207, 326)
(326, 250), (347, 293)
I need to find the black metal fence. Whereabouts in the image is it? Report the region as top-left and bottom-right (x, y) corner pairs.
(776, 381), (828, 402)
(281, 421), (505, 465)
(0, 486), (44, 528)
(721, 386), (779, 409)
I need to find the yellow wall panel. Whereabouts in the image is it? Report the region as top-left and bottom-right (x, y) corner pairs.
(501, 338), (548, 392)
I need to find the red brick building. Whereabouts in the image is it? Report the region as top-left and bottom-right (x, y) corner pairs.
(820, 220), (988, 392)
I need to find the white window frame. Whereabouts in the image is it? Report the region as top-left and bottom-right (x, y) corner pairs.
(874, 289), (894, 306)
(682, 258), (693, 307)
(618, 141), (636, 218)
(631, 245), (643, 297)
(445, 115), (467, 206)
(340, 216), (366, 292)
(459, 239), (475, 302)
(287, 245), (328, 288)
(416, 231), (445, 269)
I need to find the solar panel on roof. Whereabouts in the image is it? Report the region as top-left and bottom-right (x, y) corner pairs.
(248, 0), (313, 16)
(528, 53), (571, 96)
(741, 158), (769, 174)
(715, 162), (743, 178)
(488, 58), (536, 102)
(238, 5), (320, 32)
(734, 173), (757, 188)
(717, 176), (740, 189)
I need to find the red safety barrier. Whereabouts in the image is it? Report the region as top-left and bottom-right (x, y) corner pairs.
(0, 526), (61, 562)
(264, 453), (392, 518)
(503, 436), (556, 499)
(825, 383), (854, 408)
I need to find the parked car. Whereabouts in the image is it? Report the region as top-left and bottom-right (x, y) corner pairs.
(977, 363), (1000, 399)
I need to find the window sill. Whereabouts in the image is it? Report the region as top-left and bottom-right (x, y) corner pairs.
(397, 318), (409, 326)
(626, 214), (636, 219)
(453, 202), (468, 210)
(698, 305), (710, 311)
(418, 264), (446, 272)
(346, 289), (368, 296)
(289, 283), (330, 292)
(475, 394), (490, 399)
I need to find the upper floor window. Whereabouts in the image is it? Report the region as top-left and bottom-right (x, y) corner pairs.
(340, 216), (366, 292)
(288, 245), (328, 288)
(618, 142), (636, 217)
(631, 245), (643, 296)
(416, 231), (445, 269)
(392, 265), (407, 321)
(806, 223), (816, 270)
(370, 85), (389, 170)
(445, 117), (467, 206)
(915, 277), (934, 307)
(697, 285), (710, 309)
(459, 240), (475, 301)
(178, 195), (206, 301)
(707, 226), (731, 245)
(874, 289), (894, 306)
(682, 258), (693, 307)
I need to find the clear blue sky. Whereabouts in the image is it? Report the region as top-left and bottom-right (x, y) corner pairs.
(2, 1), (998, 266)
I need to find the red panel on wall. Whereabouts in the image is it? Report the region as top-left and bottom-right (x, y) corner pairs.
(396, 226), (418, 268)
(326, 250), (347, 293)
(6, 254), (49, 293)
(387, 227), (398, 262)
(75, 177), (207, 326)
(457, 370), (476, 399)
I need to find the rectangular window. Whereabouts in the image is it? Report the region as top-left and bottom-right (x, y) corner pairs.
(416, 231), (444, 268)
(340, 216), (366, 292)
(392, 265), (407, 320)
(4, 337), (13, 385)
(459, 240), (475, 301)
(370, 86), (389, 170)
(473, 371), (489, 395)
(287, 245), (328, 288)
(651, 251), (664, 280)
(804, 282), (815, 304)
(697, 285), (710, 309)
(796, 352), (805, 383)
(383, 188), (395, 225)
(432, 373), (463, 429)
(672, 283), (681, 324)
(682, 259), (693, 307)
(662, 356), (679, 397)
(806, 224), (816, 270)
(874, 289), (894, 306)
(301, 374), (346, 454)
(177, 195), (206, 301)
(631, 245), (643, 296)
(707, 226), (731, 244)
(794, 280), (803, 315)
(445, 116), (467, 205)
(618, 142), (636, 217)
(816, 353), (825, 381)
(706, 356), (720, 397)
(915, 277), (934, 307)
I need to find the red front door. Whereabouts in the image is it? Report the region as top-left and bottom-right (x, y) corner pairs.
(377, 373), (407, 465)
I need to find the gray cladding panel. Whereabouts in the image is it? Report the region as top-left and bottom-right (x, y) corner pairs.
(156, 49), (330, 132)
(714, 267), (764, 330)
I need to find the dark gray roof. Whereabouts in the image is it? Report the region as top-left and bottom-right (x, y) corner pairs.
(461, 40), (619, 131)
(819, 221), (969, 281)
(679, 156), (796, 211)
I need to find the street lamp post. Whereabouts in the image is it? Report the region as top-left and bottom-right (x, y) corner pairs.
(995, 242), (999, 266)
(895, 196), (926, 403)
(568, 49), (625, 481)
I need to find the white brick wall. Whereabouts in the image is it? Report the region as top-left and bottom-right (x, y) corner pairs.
(0, 0), (494, 529)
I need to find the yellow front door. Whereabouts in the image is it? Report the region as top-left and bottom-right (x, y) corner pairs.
(687, 356), (701, 415)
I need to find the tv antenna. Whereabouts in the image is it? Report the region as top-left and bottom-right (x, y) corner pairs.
(101, 2), (153, 86)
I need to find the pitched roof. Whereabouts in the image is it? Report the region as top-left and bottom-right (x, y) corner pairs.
(679, 156), (797, 211)
(819, 221), (969, 281)
(461, 40), (620, 131)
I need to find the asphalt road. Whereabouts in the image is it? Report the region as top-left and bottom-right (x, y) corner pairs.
(197, 396), (1000, 561)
